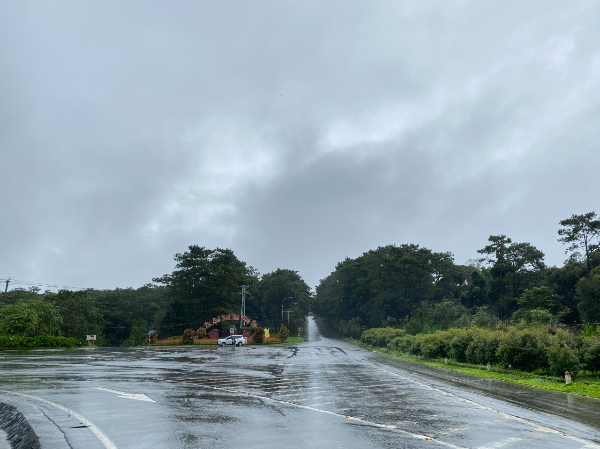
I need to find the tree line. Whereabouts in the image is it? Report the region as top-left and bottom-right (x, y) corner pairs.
(314, 212), (600, 336)
(0, 246), (311, 346)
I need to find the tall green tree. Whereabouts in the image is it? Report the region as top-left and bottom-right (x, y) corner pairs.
(460, 270), (489, 309)
(51, 290), (104, 343)
(154, 246), (259, 335)
(516, 286), (563, 314)
(576, 266), (600, 324)
(257, 269), (311, 329)
(558, 212), (600, 273)
(90, 284), (171, 346)
(477, 235), (545, 319)
(314, 244), (466, 328)
(543, 255), (586, 324)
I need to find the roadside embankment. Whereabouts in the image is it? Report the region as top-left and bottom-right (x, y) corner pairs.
(0, 402), (40, 449)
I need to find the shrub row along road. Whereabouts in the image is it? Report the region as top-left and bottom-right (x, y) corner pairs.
(0, 317), (599, 448)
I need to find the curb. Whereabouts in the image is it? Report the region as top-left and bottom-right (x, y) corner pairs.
(0, 397), (69, 449)
(0, 401), (40, 449)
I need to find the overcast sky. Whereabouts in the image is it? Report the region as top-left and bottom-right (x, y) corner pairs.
(1, 1), (599, 292)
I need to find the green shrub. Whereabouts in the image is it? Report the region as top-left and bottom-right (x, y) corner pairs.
(361, 328), (405, 348)
(547, 344), (579, 376)
(181, 328), (195, 344)
(419, 332), (449, 359)
(407, 335), (423, 356)
(196, 328), (207, 339)
(465, 330), (503, 365)
(252, 327), (265, 343)
(447, 328), (476, 362)
(278, 326), (289, 341)
(581, 338), (600, 374)
(0, 335), (79, 349)
(496, 328), (549, 371)
(388, 334), (415, 353)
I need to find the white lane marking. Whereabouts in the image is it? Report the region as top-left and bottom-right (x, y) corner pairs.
(435, 418), (508, 436)
(374, 366), (600, 448)
(95, 387), (155, 402)
(0, 389), (117, 449)
(165, 380), (466, 449)
(477, 433), (543, 449)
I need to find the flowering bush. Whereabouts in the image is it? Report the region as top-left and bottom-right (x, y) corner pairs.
(196, 328), (207, 339)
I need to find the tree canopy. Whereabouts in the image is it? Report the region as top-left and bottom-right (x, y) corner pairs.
(314, 211), (600, 335)
(153, 246), (259, 335)
(558, 212), (600, 273)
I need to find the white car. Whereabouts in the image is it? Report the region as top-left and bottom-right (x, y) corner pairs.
(217, 335), (247, 347)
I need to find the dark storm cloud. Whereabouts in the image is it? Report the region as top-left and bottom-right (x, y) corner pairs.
(1, 1), (599, 290)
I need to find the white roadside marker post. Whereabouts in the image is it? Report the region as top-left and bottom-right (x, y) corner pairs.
(487, 362), (491, 371)
(565, 371), (572, 385)
(444, 357), (449, 365)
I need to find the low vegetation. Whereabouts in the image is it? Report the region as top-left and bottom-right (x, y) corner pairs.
(0, 335), (80, 349)
(1, 246), (311, 348)
(356, 325), (600, 397)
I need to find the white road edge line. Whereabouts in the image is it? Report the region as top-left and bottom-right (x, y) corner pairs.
(0, 389), (118, 449)
(374, 365), (600, 448)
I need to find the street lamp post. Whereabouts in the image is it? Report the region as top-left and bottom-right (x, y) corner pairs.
(281, 296), (294, 327)
(284, 305), (297, 327)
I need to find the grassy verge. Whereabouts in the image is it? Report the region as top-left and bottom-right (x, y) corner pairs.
(347, 338), (600, 399)
(246, 336), (303, 346)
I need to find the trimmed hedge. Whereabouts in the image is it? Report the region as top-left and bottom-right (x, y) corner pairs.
(0, 336), (80, 349)
(362, 326), (600, 376)
(361, 327), (406, 347)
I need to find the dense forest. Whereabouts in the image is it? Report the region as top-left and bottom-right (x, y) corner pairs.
(314, 212), (600, 336)
(2, 212), (598, 348)
(0, 246), (311, 346)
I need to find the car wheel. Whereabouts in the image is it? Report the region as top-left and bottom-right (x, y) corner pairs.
(236, 342), (241, 347)
(220, 342), (225, 347)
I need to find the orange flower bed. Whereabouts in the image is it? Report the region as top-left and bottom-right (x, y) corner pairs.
(156, 338), (182, 343)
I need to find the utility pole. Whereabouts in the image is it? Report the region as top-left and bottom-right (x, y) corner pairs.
(1, 278), (8, 306)
(281, 296), (294, 328)
(284, 310), (293, 327)
(239, 285), (248, 329)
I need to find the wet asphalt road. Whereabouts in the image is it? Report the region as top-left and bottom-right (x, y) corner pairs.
(1, 317), (599, 449)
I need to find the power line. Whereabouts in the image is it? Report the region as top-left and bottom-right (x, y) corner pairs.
(0, 277), (87, 291)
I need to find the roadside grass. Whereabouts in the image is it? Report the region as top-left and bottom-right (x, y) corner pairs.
(246, 336), (303, 346)
(347, 338), (600, 399)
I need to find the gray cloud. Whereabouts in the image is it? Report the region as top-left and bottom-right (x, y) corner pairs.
(1, 1), (599, 290)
